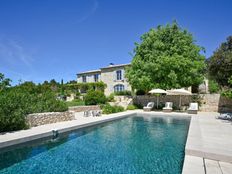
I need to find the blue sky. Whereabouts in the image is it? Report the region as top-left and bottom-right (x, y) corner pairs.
(0, 0), (231, 84)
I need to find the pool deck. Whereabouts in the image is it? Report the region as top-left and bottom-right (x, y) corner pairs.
(0, 110), (232, 173)
(182, 112), (232, 174)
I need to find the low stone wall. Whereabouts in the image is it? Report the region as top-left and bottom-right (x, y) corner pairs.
(68, 105), (100, 112)
(134, 94), (232, 112)
(26, 111), (75, 127)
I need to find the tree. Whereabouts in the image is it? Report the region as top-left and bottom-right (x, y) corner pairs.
(0, 73), (11, 91)
(208, 36), (232, 87)
(126, 22), (206, 92)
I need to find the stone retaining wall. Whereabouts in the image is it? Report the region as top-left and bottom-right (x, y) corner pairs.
(219, 96), (232, 112)
(26, 111), (75, 127)
(68, 105), (100, 112)
(134, 94), (232, 112)
(200, 94), (220, 112)
(134, 95), (192, 109)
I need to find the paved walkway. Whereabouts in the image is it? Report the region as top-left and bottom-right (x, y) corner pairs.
(182, 112), (232, 174)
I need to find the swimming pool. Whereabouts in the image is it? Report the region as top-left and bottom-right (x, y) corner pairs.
(0, 114), (190, 174)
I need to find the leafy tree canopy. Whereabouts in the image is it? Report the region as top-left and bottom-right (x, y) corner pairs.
(126, 22), (206, 92)
(0, 73), (11, 91)
(208, 36), (232, 87)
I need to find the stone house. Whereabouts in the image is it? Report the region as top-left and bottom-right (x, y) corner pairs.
(77, 63), (132, 96)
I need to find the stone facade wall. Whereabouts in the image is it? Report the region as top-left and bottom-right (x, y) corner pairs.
(26, 111), (75, 127)
(101, 67), (131, 96)
(68, 105), (100, 112)
(77, 64), (132, 96)
(134, 94), (232, 112)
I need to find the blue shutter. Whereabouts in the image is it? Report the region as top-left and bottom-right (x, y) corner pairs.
(121, 69), (124, 80)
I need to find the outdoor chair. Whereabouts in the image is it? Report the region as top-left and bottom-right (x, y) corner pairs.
(83, 110), (91, 117)
(163, 102), (173, 112)
(143, 102), (154, 112)
(216, 113), (232, 121)
(187, 103), (198, 114)
(92, 110), (102, 117)
(84, 110), (102, 117)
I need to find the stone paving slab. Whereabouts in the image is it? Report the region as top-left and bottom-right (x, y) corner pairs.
(205, 159), (222, 174)
(182, 155), (205, 174)
(219, 161), (232, 174)
(182, 156), (232, 174)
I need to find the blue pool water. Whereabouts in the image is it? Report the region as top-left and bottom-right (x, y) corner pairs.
(0, 115), (190, 174)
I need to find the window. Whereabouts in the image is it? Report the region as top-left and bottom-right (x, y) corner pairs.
(94, 74), (99, 82)
(82, 76), (86, 83)
(114, 84), (125, 92)
(116, 70), (122, 80)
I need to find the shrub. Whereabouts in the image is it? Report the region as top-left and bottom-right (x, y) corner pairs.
(221, 90), (232, 99)
(126, 105), (138, 110)
(66, 99), (85, 107)
(107, 93), (115, 102)
(102, 104), (124, 114)
(133, 103), (143, 109)
(114, 90), (132, 96)
(0, 87), (68, 132)
(84, 90), (107, 105)
(135, 89), (146, 95)
(208, 80), (220, 93)
(191, 95), (203, 106)
(34, 91), (68, 112)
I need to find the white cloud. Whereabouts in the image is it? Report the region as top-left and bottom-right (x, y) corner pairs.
(0, 38), (34, 67)
(76, 0), (99, 23)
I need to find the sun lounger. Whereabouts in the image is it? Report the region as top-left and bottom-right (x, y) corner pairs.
(216, 113), (232, 121)
(143, 102), (154, 112)
(187, 103), (198, 114)
(163, 102), (173, 112)
(84, 110), (102, 117)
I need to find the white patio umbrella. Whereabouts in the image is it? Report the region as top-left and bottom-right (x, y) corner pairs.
(149, 88), (167, 109)
(167, 89), (192, 108)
